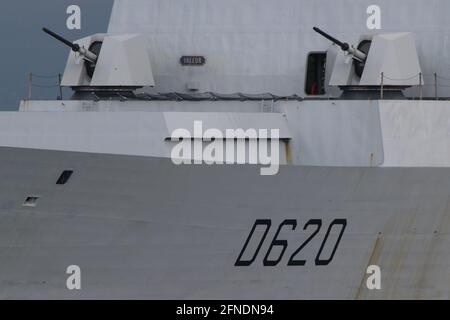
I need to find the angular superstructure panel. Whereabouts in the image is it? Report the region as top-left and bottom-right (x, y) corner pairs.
(360, 33), (422, 86)
(108, 0), (450, 97)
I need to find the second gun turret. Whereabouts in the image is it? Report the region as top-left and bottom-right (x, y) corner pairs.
(312, 26), (422, 93)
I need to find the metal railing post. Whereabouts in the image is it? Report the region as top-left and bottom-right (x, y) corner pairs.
(435, 73), (438, 100)
(419, 72), (423, 100)
(27, 73), (33, 100)
(58, 73), (63, 100)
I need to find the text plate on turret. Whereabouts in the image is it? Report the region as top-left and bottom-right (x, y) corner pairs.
(180, 56), (206, 66)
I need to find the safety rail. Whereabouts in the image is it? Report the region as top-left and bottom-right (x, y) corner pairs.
(380, 72), (450, 100)
(27, 73), (63, 100)
(26, 71), (450, 102)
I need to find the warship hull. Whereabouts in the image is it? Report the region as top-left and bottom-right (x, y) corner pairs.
(3, 0), (450, 302)
(0, 147), (449, 299)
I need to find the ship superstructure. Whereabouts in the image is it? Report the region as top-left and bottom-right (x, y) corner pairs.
(2, 0), (450, 299)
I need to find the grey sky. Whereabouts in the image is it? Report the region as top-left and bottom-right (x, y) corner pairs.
(0, 0), (113, 110)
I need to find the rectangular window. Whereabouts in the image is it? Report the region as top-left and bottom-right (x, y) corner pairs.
(305, 52), (327, 95)
(57, 170), (74, 185)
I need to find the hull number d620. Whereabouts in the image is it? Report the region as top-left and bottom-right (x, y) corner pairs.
(235, 219), (347, 267)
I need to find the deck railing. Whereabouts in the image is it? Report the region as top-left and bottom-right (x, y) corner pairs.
(27, 73), (63, 100)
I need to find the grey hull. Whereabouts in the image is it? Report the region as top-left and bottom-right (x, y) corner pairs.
(0, 147), (449, 299)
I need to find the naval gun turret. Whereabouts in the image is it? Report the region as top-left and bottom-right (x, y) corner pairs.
(313, 26), (423, 98)
(43, 28), (100, 78)
(313, 27), (368, 78)
(43, 28), (155, 99)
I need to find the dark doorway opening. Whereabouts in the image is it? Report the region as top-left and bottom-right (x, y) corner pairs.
(305, 52), (327, 96)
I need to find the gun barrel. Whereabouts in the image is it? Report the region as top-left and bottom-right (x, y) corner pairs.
(43, 27), (98, 62)
(313, 27), (348, 50)
(42, 27), (80, 52)
(313, 26), (367, 62)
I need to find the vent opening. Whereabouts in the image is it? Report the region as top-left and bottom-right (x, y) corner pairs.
(57, 170), (74, 185)
(23, 196), (40, 207)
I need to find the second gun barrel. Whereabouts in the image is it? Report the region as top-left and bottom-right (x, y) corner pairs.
(313, 27), (347, 49)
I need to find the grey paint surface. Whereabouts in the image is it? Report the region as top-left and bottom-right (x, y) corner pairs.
(2, 0), (450, 300)
(108, 0), (450, 98)
(281, 100), (384, 166)
(17, 98), (450, 168)
(1, 147), (450, 299)
(10, 99), (384, 167)
(0, 0), (113, 110)
(3, 0), (450, 106)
